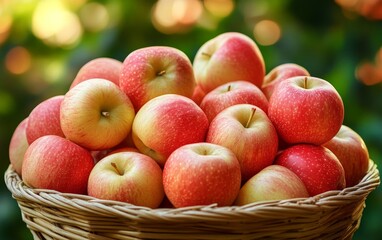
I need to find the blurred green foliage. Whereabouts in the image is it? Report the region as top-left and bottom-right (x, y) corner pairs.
(1, 0), (381, 239)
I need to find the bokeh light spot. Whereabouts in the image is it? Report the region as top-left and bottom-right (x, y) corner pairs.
(5, 47), (32, 75)
(335, 0), (358, 8)
(204, 0), (234, 18)
(152, 0), (178, 32)
(172, 0), (203, 25)
(152, 0), (203, 34)
(0, 14), (13, 45)
(80, 2), (110, 32)
(44, 60), (65, 84)
(253, 20), (281, 46)
(32, 0), (83, 47)
(356, 48), (382, 86)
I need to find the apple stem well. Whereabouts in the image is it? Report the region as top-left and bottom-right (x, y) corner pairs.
(194, 146), (211, 156)
(201, 52), (211, 58)
(227, 85), (231, 92)
(157, 70), (166, 76)
(111, 162), (123, 175)
(201, 148), (209, 155)
(101, 111), (110, 118)
(245, 108), (256, 128)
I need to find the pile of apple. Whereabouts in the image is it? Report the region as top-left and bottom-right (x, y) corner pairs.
(9, 32), (370, 209)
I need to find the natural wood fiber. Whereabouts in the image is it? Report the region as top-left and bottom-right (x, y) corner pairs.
(4, 160), (380, 240)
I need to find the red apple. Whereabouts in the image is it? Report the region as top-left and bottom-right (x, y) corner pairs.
(193, 32), (265, 93)
(26, 95), (65, 144)
(132, 94), (209, 166)
(200, 81), (269, 122)
(22, 135), (94, 194)
(120, 46), (196, 110)
(234, 165), (309, 205)
(88, 151), (164, 208)
(163, 142), (241, 208)
(9, 118), (29, 175)
(206, 104), (278, 182)
(268, 76), (344, 145)
(275, 144), (346, 196)
(262, 63), (310, 99)
(323, 125), (370, 187)
(61, 78), (135, 150)
(70, 57), (122, 89)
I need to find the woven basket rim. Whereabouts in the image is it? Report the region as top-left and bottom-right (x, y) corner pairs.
(4, 159), (380, 216)
(3, 160), (381, 240)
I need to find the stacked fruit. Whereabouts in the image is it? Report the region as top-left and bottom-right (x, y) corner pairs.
(8, 32), (370, 209)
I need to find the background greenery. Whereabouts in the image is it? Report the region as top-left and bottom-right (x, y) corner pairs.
(1, 0), (381, 239)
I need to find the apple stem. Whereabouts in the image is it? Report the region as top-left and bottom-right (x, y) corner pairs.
(245, 108), (256, 128)
(111, 162), (123, 175)
(227, 84), (231, 92)
(157, 70), (166, 76)
(201, 52), (211, 58)
(304, 77), (308, 89)
(101, 111), (110, 118)
(202, 149), (208, 155)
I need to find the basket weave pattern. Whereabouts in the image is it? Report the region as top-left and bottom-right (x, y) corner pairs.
(5, 160), (380, 240)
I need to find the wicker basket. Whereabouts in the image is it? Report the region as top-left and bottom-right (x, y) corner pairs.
(4, 160), (380, 240)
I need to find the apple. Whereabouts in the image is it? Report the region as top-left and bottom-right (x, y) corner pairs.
(323, 125), (370, 187)
(22, 135), (94, 194)
(262, 63), (310, 99)
(119, 46), (196, 110)
(191, 84), (206, 106)
(268, 76), (344, 145)
(70, 57), (122, 89)
(9, 118), (29, 176)
(61, 78), (135, 150)
(234, 165), (309, 205)
(206, 104), (278, 182)
(88, 151), (164, 208)
(163, 142), (241, 208)
(200, 81), (269, 122)
(275, 144), (346, 196)
(193, 32), (265, 93)
(26, 95), (65, 144)
(132, 94), (209, 166)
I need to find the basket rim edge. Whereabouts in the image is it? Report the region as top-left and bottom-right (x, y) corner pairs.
(4, 159), (380, 215)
